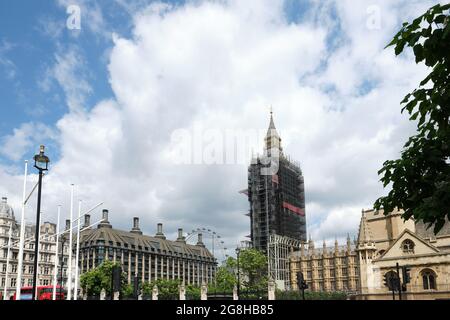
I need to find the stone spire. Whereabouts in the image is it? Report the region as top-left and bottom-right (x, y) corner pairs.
(346, 233), (352, 252)
(357, 211), (373, 245)
(334, 237), (339, 254)
(264, 108), (282, 155)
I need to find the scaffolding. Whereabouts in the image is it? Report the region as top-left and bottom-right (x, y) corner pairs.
(268, 234), (302, 290)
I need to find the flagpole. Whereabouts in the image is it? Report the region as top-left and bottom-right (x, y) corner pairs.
(34, 212), (42, 299)
(3, 222), (12, 300)
(15, 160), (28, 300)
(67, 184), (74, 300)
(74, 200), (81, 300)
(52, 206), (61, 300)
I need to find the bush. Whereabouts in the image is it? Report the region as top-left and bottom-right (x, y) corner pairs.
(276, 290), (347, 300)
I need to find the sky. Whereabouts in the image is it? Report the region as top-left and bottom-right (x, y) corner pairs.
(0, 0), (444, 259)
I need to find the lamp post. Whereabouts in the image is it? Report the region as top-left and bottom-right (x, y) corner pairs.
(59, 235), (66, 300)
(235, 248), (241, 298)
(32, 145), (50, 300)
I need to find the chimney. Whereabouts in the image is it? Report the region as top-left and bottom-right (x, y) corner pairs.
(98, 209), (112, 229)
(65, 219), (71, 231)
(176, 228), (185, 243)
(196, 233), (205, 247)
(155, 223), (166, 239)
(131, 217), (142, 235)
(83, 214), (91, 229)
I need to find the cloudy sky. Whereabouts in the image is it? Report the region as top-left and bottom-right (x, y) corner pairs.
(0, 0), (443, 258)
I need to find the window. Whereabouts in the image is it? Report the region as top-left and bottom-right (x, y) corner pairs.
(422, 269), (437, 290)
(10, 278), (16, 287)
(401, 239), (415, 254)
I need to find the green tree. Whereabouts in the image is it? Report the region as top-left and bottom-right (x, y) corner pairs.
(239, 248), (268, 291)
(375, 3), (450, 233)
(148, 279), (180, 300)
(79, 260), (125, 296)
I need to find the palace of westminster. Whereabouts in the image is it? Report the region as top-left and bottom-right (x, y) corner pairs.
(1, 113), (450, 299)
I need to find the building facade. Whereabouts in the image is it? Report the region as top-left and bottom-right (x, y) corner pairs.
(357, 208), (450, 300)
(79, 210), (217, 287)
(0, 197), (69, 300)
(289, 236), (360, 294)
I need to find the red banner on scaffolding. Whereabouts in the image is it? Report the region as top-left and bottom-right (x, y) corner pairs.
(272, 174), (279, 184)
(283, 201), (305, 216)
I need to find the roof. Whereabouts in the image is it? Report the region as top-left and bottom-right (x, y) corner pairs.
(0, 197), (14, 219)
(79, 225), (215, 260)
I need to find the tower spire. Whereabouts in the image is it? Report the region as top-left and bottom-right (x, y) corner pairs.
(264, 106), (282, 154)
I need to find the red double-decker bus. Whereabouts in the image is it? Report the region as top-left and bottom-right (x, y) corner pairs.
(12, 285), (66, 300)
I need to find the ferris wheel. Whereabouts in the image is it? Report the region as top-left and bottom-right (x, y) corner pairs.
(185, 228), (229, 263)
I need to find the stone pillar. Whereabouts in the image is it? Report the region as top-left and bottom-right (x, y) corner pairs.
(128, 251), (131, 284)
(172, 258), (175, 280)
(268, 278), (276, 300)
(179, 282), (186, 301)
(100, 288), (106, 300)
(233, 284), (238, 300)
(187, 261), (190, 285)
(149, 254), (152, 282)
(201, 282), (208, 300)
(141, 254), (145, 283)
(155, 255), (158, 280)
(152, 285), (159, 301)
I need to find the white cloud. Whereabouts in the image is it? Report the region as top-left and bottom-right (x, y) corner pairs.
(0, 0), (441, 254)
(0, 122), (57, 162)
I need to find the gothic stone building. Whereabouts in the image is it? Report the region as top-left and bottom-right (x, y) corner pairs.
(357, 208), (450, 300)
(289, 237), (360, 293)
(79, 210), (217, 287)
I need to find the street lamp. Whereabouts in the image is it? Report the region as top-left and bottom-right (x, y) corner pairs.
(32, 145), (50, 300)
(59, 235), (66, 300)
(235, 248), (241, 298)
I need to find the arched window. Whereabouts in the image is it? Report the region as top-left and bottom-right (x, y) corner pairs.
(422, 269), (437, 290)
(401, 239), (415, 254)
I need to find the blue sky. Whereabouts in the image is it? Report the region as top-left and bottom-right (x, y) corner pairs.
(0, 0), (443, 252)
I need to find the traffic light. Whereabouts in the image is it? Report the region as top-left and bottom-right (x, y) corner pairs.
(296, 272), (308, 290)
(296, 272), (304, 287)
(402, 266), (411, 284)
(112, 265), (122, 293)
(133, 276), (139, 298)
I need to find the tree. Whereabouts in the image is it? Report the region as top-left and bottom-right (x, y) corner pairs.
(79, 260), (125, 297)
(147, 279), (180, 300)
(239, 248), (268, 290)
(374, 3), (450, 234)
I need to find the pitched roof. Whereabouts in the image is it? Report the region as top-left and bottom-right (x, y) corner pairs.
(79, 226), (215, 260)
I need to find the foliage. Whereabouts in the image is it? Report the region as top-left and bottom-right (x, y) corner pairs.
(238, 248), (268, 291)
(121, 283), (134, 298)
(275, 290), (347, 300)
(375, 3), (450, 233)
(209, 262), (236, 293)
(147, 279), (180, 300)
(79, 260), (125, 296)
(186, 284), (201, 300)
